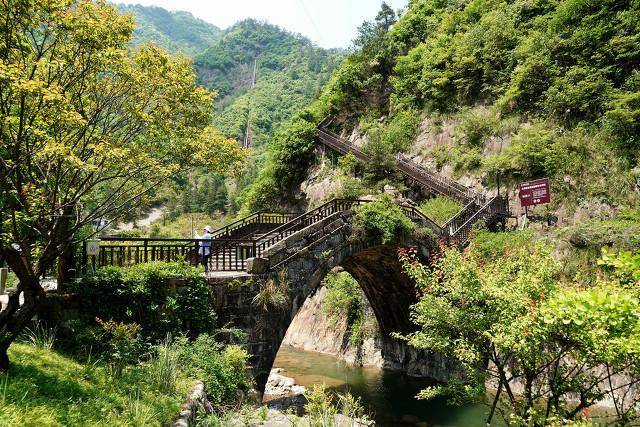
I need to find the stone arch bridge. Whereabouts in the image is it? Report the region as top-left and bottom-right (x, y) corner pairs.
(91, 196), (507, 392)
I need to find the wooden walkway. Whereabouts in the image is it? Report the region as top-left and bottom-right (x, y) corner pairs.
(86, 122), (509, 273)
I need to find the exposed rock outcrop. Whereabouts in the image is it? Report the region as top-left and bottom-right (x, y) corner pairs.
(282, 285), (384, 368)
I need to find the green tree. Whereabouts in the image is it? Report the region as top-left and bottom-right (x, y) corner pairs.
(399, 232), (640, 425)
(0, 0), (243, 370)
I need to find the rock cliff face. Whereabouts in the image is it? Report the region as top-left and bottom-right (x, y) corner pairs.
(281, 283), (459, 380)
(282, 285), (384, 368)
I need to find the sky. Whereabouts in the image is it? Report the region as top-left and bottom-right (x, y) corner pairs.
(112, 0), (408, 49)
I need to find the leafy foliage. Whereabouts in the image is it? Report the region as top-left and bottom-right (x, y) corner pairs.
(174, 335), (250, 405)
(352, 195), (415, 244)
(320, 271), (375, 347)
(399, 231), (640, 425)
(322, 271), (363, 328)
(94, 318), (143, 377)
(598, 247), (640, 285)
(75, 262), (215, 342)
(418, 196), (461, 226)
(240, 114), (319, 210)
(0, 0), (243, 363)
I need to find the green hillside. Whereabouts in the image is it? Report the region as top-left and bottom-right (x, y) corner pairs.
(245, 0), (640, 216)
(117, 4), (221, 55)
(195, 19), (344, 147)
(109, 8), (343, 219)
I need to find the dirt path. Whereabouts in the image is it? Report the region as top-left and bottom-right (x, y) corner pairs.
(116, 207), (164, 231)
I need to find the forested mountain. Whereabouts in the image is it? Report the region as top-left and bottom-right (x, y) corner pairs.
(117, 4), (222, 55)
(246, 0), (640, 217)
(115, 6), (344, 220)
(195, 20), (344, 147)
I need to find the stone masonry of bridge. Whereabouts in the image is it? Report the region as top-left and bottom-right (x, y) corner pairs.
(211, 210), (460, 393)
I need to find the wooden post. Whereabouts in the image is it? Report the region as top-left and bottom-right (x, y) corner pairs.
(81, 241), (88, 274)
(0, 268), (7, 294)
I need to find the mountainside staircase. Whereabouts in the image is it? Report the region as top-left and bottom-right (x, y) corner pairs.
(317, 118), (509, 245)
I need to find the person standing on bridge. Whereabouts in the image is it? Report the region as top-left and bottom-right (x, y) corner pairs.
(199, 226), (213, 272)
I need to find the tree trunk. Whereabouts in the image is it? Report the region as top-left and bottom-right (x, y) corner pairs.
(0, 276), (44, 372)
(487, 378), (503, 425)
(56, 244), (74, 294)
(55, 208), (75, 294)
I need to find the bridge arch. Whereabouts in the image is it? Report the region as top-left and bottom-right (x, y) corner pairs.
(214, 210), (455, 393)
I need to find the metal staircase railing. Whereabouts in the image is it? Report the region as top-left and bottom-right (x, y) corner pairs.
(448, 196), (509, 245)
(318, 124), (480, 204)
(316, 120), (509, 244)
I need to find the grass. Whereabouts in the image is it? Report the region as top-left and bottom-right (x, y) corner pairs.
(418, 196), (462, 226)
(252, 271), (289, 312)
(148, 337), (181, 395)
(0, 343), (194, 427)
(23, 321), (58, 351)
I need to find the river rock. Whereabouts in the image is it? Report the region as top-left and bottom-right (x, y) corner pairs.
(264, 369), (307, 400)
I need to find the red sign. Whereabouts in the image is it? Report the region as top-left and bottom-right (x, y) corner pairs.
(519, 179), (550, 207)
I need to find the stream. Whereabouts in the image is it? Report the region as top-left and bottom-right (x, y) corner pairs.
(272, 345), (502, 427)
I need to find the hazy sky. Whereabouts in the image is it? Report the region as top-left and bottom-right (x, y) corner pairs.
(112, 0), (408, 49)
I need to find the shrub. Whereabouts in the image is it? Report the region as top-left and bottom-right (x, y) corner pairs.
(336, 152), (360, 176)
(605, 89), (640, 158)
(322, 271), (363, 329)
(469, 229), (536, 260)
(334, 176), (367, 200)
(241, 114), (318, 211)
(75, 262), (215, 342)
(175, 335), (250, 405)
(352, 195), (415, 244)
(382, 108), (421, 152)
(457, 107), (499, 148)
(361, 133), (399, 186)
(418, 196), (461, 226)
(304, 384), (337, 426)
(95, 318), (143, 377)
(559, 215), (640, 251)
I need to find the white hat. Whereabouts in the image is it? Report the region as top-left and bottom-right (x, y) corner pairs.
(204, 225), (212, 233)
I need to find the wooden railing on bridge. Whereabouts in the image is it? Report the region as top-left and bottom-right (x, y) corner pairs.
(84, 121), (509, 274)
(84, 198), (452, 273)
(210, 211), (301, 240)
